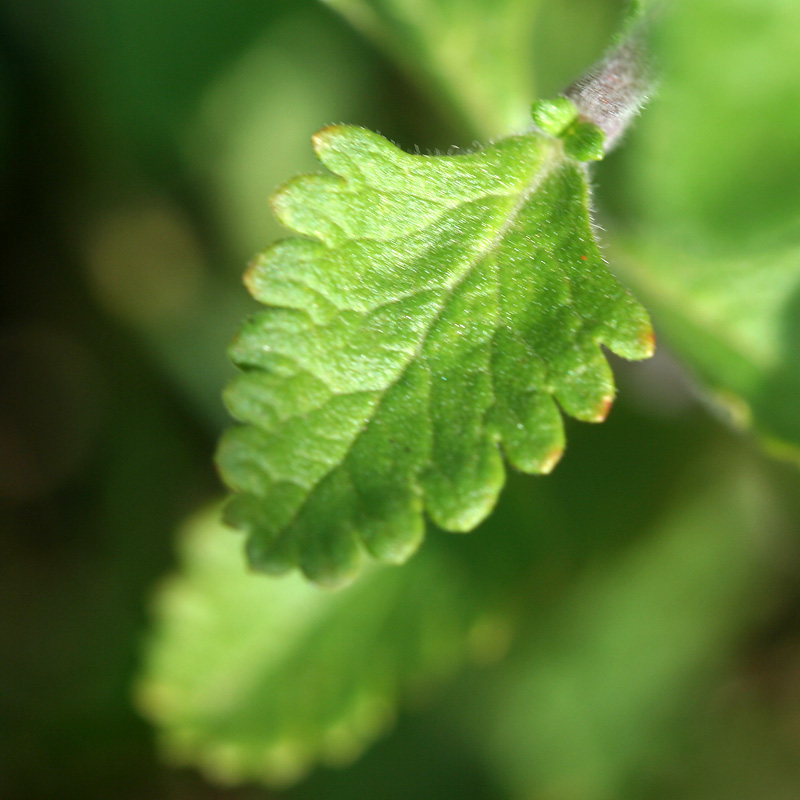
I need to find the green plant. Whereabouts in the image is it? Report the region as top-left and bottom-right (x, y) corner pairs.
(133, 1), (800, 797)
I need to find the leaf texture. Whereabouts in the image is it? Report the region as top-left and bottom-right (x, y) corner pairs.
(218, 122), (653, 586)
(136, 505), (505, 787)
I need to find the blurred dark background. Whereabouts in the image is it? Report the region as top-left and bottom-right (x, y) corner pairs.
(2, 1), (800, 799)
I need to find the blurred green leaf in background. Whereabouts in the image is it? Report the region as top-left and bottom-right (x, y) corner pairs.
(3, 1), (800, 799)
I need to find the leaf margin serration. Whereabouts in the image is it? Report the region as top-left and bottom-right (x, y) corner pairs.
(217, 123), (654, 587)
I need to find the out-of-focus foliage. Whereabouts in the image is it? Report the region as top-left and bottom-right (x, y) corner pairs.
(137, 504), (513, 787)
(630, 0), (800, 244)
(321, 0), (543, 138)
(476, 457), (787, 799)
(614, 0), (800, 461)
(617, 235), (800, 461)
(3, 1), (800, 799)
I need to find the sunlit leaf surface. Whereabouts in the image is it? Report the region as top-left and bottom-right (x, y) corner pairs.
(217, 119), (653, 586)
(136, 505), (502, 787)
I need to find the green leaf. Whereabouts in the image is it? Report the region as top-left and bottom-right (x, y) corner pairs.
(320, 0), (544, 138)
(474, 457), (783, 800)
(610, 0), (800, 464)
(616, 233), (800, 462)
(628, 0), (800, 244)
(135, 504), (505, 787)
(217, 122), (653, 587)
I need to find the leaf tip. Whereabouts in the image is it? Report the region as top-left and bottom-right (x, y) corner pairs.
(312, 124), (348, 156)
(538, 444), (565, 475)
(593, 392), (616, 423)
(268, 182), (292, 225)
(607, 315), (656, 362)
(641, 326), (657, 358)
(242, 254), (264, 298)
(304, 562), (363, 591)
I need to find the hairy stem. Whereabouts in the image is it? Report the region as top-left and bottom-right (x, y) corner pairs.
(565, 26), (654, 151)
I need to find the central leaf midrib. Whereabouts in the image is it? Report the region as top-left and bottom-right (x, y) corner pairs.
(279, 137), (566, 556)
